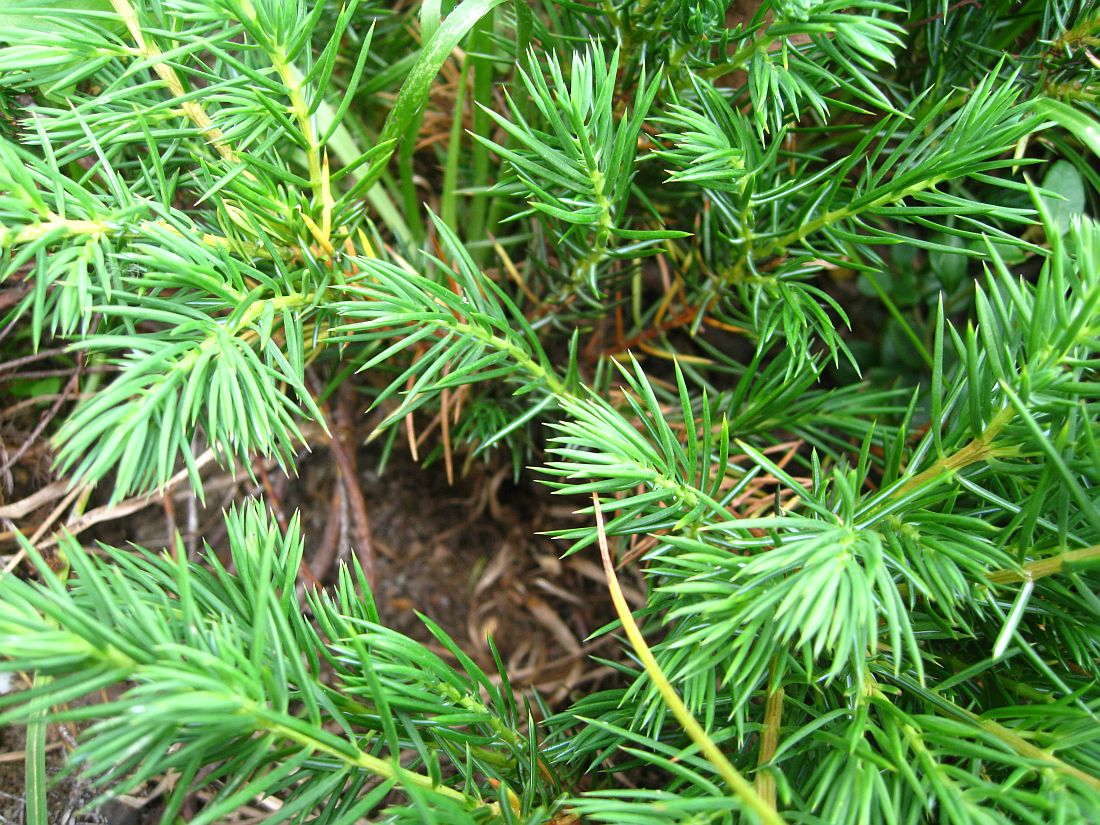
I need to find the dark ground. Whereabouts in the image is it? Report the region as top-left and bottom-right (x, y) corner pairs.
(0, 423), (626, 823)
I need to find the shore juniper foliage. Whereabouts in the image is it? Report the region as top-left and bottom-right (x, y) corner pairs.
(2, 0), (1100, 822)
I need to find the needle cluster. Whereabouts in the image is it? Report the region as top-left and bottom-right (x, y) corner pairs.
(2, 1), (1099, 823)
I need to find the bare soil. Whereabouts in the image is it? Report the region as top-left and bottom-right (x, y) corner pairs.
(0, 432), (623, 823)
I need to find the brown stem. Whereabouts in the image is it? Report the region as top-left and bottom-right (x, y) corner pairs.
(256, 463), (290, 533)
(310, 483), (345, 586)
(906, 0), (982, 30)
(332, 384), (377, 590)
(756, 657), (785, 807)
(0, 346), (70, 374)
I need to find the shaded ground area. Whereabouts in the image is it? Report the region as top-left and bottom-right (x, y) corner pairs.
(0, 409), (626, 822)
(0, 721), (159, 825)
(287, 445), (622, 700)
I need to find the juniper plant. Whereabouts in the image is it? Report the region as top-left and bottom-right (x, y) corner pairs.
(1, 0), (1100, 823)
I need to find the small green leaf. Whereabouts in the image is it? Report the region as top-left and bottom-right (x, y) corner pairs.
(25, 688), (49, 825)
(7, 376), (62, 398)
(1040, 160), (1086, 235)
(929, 234), (969, 292)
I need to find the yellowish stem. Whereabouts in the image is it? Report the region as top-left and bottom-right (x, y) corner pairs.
(274, 60), (325, 210)
(3, 215), (269, 259)
(898, 405), (1016, 495)
(987, 544), (1100, 585)
(110, 0), (239, 164)
(868, 676), (1100, 792)
(264, 717), (501, 815)
(592, 493), (787, 825)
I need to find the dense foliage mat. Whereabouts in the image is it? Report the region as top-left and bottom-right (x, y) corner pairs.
(2, 0), (1100, 822)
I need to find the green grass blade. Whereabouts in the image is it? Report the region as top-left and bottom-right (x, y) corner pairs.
(24, 677), (50, 825)
(364, 0), (508, 193)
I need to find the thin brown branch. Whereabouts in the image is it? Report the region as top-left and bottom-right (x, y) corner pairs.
(0, 346), (69, 373)
(0, 365), (80, 478)
(331, 383), (376, 589)
(1, 450), (219, 572)
(756, 657), (785, 807)
(906, 0), (982, 29)
(0, 480), (70, 520)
